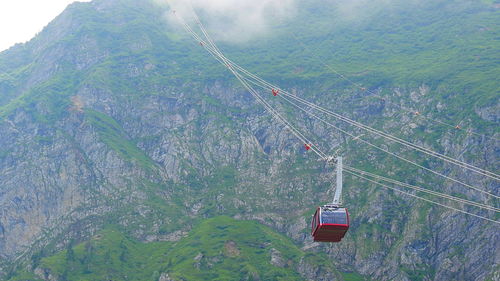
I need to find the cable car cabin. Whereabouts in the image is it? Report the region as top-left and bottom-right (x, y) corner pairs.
(311, 206), (349, 242)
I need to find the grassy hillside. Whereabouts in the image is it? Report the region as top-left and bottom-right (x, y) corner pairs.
(8, 216), (362, 281)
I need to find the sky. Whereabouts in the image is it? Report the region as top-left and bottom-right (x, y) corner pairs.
(1, 0), (294, 51)
(0, 0), (392, 50)
(0, 0), (91, 52)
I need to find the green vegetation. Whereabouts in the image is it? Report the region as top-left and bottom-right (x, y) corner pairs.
(341, 272), (371, 281)
(39, 227), (171, 281)
(0, 71), (79, 122)
(7, 271), (43, 281)
(165, 216), (307, 280)
(9, 217), (348, 281)
(402, 265), (436, 281)
(85, 109), (156, 169)
(222, 0), (499, 133)
(1, 0), (498, 132)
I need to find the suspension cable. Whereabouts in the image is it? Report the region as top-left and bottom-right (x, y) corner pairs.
(170, 6), (500, 224)
(178, 24), (499, 197)
(345, 169), (500, 224)
(183, 10), (327, 159)
(286, 25), (499, 142)
(244, 77), (499, 199)
(343, 166), (499, 212)
(176, 23), (499, 181)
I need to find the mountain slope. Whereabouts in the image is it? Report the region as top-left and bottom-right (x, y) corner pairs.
(0, 0), (498, 280)
(9, 217), (352, 281)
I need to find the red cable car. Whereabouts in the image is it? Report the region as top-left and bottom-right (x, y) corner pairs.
(310, 156), (350, 242)
(311, 206), (349, 242)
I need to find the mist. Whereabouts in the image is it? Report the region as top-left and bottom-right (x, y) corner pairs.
(159, 0), (427, 44)
(161, 0), (297, 43)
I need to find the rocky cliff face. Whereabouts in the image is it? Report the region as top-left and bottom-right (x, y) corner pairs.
(0, 0), (498, 280)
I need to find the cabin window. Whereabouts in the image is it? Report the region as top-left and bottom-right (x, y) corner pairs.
(333, 211), (347, 224)
(321, 210), (347, 225)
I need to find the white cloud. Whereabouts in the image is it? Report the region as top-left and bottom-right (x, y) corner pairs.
(0, 0), (91, 52)
(164, 0), (297, 43)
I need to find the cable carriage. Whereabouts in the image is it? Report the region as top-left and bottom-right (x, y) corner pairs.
(311, 157), (350, 242)
(311, 206), (349, 242)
